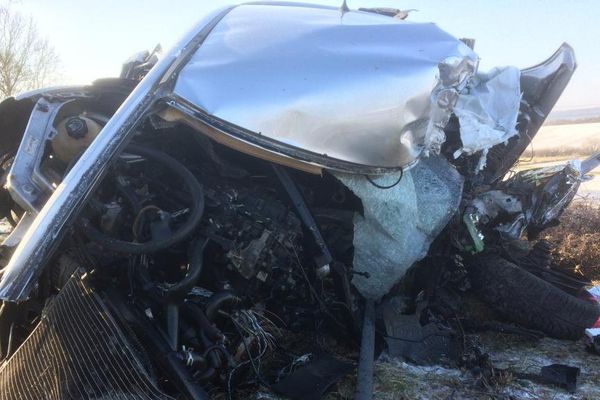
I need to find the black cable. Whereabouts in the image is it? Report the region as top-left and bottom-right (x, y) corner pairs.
(82, 144), (205, 254)
(365, 168), (403, 189)
(205, 291), (240, 320)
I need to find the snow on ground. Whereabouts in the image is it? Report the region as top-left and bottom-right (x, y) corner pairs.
(517, 123), (600, 199)
(365, 333), (600, 400)
(532, 123), (600, 154)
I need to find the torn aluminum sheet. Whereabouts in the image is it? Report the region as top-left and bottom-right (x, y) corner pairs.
(173, 3), (477, 173)
(334, 156), (463, 300)
(453, 66), (522, 170)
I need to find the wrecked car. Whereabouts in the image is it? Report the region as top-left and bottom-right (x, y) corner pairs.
(0, 2), (598, 399)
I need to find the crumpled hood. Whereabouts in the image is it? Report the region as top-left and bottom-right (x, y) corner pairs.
(173, 3), (478, 172)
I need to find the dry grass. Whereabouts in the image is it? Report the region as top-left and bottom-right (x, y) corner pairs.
(544, 200), (600, 281)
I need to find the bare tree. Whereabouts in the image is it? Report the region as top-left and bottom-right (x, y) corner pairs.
(0, 4), (59, 98)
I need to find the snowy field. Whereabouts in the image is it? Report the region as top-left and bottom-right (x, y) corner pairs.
(518, 122), (600, 199)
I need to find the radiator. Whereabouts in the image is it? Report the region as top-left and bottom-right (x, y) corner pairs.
(0, 271), (172, 399)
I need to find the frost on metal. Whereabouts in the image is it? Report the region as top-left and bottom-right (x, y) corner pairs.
(453, 66), (522, 170)
(334, 156), (463, 300)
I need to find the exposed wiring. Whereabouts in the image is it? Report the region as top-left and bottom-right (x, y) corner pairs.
(287, 243), (348, 330)
(226, 313), (272, 400)
(365, 168), (403, 189)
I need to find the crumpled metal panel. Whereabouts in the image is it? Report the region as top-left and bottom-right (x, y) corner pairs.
(174, 3), (477, 172)
(334, 155), (463, 300)
(480, 44), (576, 184)
(453, 66), (521, 170)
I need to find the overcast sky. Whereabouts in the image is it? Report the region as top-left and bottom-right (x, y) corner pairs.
(7, 0), (600, 110)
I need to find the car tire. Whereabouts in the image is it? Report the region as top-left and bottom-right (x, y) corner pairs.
(468, 255), (599, 339)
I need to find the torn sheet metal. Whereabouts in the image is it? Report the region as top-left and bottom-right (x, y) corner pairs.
(480, 44), (576, 184)
(470, 190), (523, 221)
(334, 156), (463, 299)
(453, 66), (521, 170)
(468, 190), (525, 240)
(174, 3), (477, 173)
(585, 327), (600, 355)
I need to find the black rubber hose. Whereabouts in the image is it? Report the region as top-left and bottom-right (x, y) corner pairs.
(181, 302), (223, 341)
(105, 291), (210, 400)
(162, 237), (208, 300)
(82, 144), (205, 254)
(201, 331), (223, 370)
(205, 291), (240, 321)
(181, 303), (225, 369)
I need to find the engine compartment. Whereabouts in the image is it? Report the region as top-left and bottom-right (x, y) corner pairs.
(0, 85), (367, 398)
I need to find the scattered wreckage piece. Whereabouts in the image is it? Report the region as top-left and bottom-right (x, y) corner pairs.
(515, 363), (581, 394)
(540, 363), (581, 393)
(270, 354), (354, 400)
(0, 2), (596, 399)
(382, 296), (459, 365)
(585, 327), (600, 355)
